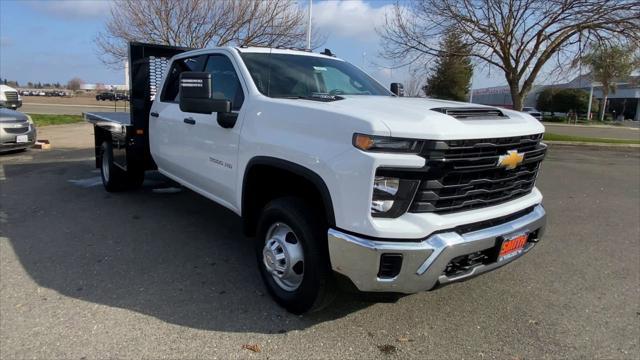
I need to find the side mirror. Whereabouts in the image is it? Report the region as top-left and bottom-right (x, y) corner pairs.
(390, 83), (404, 97)
(179, 72), (231, 114)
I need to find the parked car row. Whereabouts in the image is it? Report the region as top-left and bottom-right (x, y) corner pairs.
(20, 90), (69, 97)
(96, 92), (129, 101)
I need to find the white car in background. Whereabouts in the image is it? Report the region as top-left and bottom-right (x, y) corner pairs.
(522, 107), (543, 121)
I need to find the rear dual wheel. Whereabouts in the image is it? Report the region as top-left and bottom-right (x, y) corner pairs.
(99, 141), (144, 192)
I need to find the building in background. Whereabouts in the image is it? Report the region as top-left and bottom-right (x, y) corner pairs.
(472, 73), (639, 121)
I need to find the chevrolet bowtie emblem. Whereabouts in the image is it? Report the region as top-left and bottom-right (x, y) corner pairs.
(498, 150), (524, 170)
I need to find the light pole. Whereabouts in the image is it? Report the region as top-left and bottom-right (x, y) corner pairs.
(307, 0), (312, 50)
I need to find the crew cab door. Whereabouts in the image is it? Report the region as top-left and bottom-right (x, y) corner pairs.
(150, 54), (207, 177)
(179, 53), (245, 209)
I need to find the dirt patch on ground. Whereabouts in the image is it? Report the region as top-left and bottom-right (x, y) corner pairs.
(35, 122), (95, 149)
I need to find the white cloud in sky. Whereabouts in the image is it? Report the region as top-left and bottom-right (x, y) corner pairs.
(29, 0), (112, 20)
(312, 0), (394, 41)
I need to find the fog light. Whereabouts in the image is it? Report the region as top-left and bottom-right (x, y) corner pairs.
(371, 175), (419, 218)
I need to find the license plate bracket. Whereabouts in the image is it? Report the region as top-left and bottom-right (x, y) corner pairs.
(497, 233), (529, 262)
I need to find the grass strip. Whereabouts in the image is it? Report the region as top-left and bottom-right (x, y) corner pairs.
(544, 133), (640, 145)
(28, 114), (84, 126)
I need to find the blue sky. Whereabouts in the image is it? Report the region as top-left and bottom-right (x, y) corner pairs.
(0, 0), (505, 89)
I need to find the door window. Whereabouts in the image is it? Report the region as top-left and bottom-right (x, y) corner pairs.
(204, 55), (244, 110)
(161, 55), (207, 102)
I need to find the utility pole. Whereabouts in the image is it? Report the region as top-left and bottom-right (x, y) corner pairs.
(306, 0), (312, 50)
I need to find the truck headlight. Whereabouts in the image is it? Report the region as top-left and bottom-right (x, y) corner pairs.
(354, 134), (424, 154)
(371, 175), (419, 218)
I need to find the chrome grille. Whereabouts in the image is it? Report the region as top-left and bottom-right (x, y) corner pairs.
(410, 134), (546, 214)
(4, 91), (19, 101)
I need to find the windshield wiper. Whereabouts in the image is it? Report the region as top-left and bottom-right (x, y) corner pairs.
(275, 94), (344, 102)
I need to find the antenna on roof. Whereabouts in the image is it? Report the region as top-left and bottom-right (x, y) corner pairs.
(321, 48), (335, 57)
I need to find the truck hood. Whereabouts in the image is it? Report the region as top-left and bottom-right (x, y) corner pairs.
(304, 96), (545, 140)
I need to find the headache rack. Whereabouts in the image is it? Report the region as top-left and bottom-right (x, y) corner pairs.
(408, 134), (546, 214)
(86, 42), (193, 172)
(431, 107), (508, 119)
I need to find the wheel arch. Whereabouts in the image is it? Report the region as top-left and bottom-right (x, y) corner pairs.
(241, 156), (336, 236)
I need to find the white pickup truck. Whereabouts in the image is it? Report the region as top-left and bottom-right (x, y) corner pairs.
(86, 43), (547, 314)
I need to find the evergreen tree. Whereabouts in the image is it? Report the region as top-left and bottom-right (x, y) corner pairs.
(423, 27), (473, 102)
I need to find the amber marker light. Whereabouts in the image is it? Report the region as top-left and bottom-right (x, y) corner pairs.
(354, 134), (375, 151)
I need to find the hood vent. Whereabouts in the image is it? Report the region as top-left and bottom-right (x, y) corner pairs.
(431, 107), (508, 120)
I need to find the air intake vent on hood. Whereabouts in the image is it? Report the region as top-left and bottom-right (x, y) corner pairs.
(431, 107), (508, 119)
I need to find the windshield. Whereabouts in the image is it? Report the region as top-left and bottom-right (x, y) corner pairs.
(240, 53), (392, 98)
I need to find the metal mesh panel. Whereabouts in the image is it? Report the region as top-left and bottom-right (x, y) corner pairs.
(149, 56), (169, 100)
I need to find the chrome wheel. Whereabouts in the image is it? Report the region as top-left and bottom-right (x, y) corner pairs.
(101, 147), (110, 182)
(263, 222), (304, 291)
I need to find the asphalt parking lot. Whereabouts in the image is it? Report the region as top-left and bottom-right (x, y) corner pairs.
(1, 124), (639, 359)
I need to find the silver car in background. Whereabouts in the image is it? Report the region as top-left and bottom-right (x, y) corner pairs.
(0, 108), (37, 152)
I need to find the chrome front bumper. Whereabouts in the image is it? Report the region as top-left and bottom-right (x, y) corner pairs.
(328, 205), (546, 293)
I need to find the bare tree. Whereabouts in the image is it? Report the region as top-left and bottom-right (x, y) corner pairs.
(380, 0), (640, 110)
(96, 0), (323, 67)
(403, 67), (427, 96)
(67, 77), (84, 91)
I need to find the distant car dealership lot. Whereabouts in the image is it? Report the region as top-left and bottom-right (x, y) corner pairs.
(0, 123), (638, 359)
(20, 95), (129, 115)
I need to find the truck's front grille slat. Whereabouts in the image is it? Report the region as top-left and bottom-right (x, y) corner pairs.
(4, 91), (19, 101)
(409, 134), (546, 214)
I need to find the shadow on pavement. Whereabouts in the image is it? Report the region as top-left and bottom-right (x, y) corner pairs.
(0, 149), (374, 333)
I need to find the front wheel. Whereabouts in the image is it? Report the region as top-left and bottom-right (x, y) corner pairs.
(256, 197), (336, 314)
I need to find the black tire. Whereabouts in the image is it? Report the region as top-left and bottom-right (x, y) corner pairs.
(256, 197), (336, 314)
(99, 141), (144, 192)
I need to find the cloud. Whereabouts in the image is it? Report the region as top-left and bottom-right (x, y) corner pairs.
(312, 0), (394, 41)
(28, 0), (112, 20)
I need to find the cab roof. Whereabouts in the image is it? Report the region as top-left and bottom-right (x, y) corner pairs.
(235, 47), (341, 60)
(176, 46), (343, 61)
